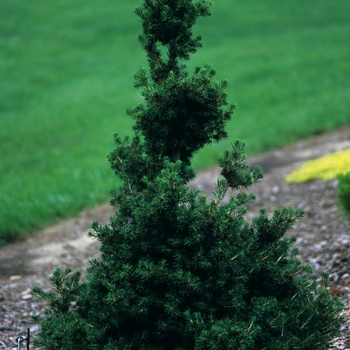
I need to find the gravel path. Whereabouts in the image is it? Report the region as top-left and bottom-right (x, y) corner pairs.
(1, 128), (350, 349)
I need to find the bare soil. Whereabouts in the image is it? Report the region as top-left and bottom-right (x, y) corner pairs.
(1, 127), (350, 349)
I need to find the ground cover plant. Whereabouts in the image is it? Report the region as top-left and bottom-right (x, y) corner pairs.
(337, 172), (350, 223)
(286, 149), (350, 224)
(1, 0), (350, 244)
(285, 149), (350, 183)
(33, 1), (344, 349)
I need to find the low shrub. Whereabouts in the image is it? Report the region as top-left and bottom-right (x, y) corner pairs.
(337, 172), (350, 223)
(33, 1), (344, 349)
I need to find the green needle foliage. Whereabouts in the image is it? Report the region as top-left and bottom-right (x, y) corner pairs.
(33, 1), (344, 349)
(337, 172), (350, 224)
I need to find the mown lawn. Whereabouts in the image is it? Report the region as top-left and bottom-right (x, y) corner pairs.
(1, 0), (350, 244)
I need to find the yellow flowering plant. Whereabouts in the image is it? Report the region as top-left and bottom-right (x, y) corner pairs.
(286, 148), (350, 183)
(286, 148), (350, 223)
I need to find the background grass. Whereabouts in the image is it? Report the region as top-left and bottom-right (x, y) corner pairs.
(1, 0), (350, 245)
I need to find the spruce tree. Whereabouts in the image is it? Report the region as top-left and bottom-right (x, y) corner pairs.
(33, 1), (344, 349)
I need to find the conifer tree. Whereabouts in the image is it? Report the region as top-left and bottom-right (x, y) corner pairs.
(33, 1), (343, 349)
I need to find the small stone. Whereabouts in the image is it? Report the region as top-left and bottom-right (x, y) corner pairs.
(338, 266), (348, 274)
(20, 288), (31, 295)
(341, 273), (349, 280)
(271, 185), (280, 194)
(9, 275), (22, 281)
(314, 241), (327, 251)
(21, 294), (32, 301)
(329, 273), (340, 283)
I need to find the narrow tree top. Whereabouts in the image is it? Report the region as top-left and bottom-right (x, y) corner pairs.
(127, 0), (234, 170)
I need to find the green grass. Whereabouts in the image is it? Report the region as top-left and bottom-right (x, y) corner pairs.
(1, 0), (350, 245)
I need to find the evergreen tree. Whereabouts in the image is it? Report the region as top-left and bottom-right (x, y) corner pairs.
(33, 1), (343, 349)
